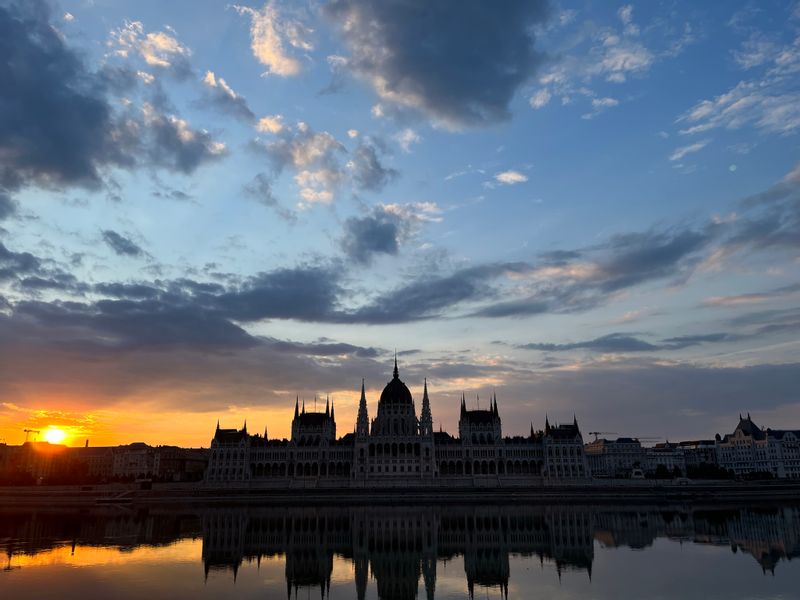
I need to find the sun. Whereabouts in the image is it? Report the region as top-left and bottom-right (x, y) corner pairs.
(43, 427), (67, 445)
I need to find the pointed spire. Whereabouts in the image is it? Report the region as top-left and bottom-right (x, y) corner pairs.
(216, 419), (220, 431)
(393, 351), (399, 379)
(242, 420), (247, 434)
(302, 397), (305, 414)
(545, 414), (550, 434)
(330, 399), (335, 420)
(294, 396), (299, 418)
(264, 426), (268, 439)
(531, 422), (534, 438)
(420, 377), (433, 436)
(357, 378), (369, 437)
(325, 395), (330, 416)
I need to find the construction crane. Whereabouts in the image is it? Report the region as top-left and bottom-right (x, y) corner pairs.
(23, 429), (40, 442)
(588, 431), (617, 441)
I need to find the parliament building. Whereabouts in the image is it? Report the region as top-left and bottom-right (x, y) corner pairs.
(205, 360), (589, 486)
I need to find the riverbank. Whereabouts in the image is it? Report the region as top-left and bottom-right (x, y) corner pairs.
(1, 479), (799, 507)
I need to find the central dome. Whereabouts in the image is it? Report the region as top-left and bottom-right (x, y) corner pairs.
(378, 359), (413, 407)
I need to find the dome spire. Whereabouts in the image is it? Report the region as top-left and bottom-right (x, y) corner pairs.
(393, 351), (399, 379)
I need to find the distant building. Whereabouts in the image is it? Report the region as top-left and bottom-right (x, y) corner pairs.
(111, 443), (208, 481)
(206, 360), (590, 487)
(716, 414), (800, 479)
(646, 442), (686, 476)
(678, 440), (717, 469)
(584, 437), (645, 478)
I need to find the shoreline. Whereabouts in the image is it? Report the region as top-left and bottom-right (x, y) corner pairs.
(1, 480), (799, 507)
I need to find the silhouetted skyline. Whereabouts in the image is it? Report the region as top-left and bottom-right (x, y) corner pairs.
(1, 0), (799, 448)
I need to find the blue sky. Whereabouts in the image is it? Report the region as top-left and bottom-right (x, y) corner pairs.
(1, 0), (799, 446)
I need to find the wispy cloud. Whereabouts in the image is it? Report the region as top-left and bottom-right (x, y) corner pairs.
(494, 170), (528, 185)
(669, 139), (710, 161)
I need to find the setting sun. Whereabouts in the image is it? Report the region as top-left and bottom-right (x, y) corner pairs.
(43, 427), (67, 445)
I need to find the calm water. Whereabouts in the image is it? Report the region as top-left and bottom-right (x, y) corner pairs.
(1, 503), (799, 599)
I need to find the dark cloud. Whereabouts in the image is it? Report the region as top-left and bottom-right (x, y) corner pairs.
(243, 173), (295, 221)
(0, 1), (226, 195)
(102, 230), (145, 257)
(340, 210), (401, 264)
(343, 264), (511, 323)
(350, 141), (398, 191)
(0, 0), (121, 190)
(266, 338), (380, 358)
(0, 240), (41, 281)
(215, 265), (343, 322)
(594, 227), (714, 291)
(519, 331), (747, 354)
(474, 226), (716, 318)
(17, 272), (89, 294)
(93, 282), (161, 300)
(521, 333), (661, 353)
(661, 333), (742, 347)
(0, 192), (17, 220)
(325, 0), (550, 128)
(136, 107), (228, 174)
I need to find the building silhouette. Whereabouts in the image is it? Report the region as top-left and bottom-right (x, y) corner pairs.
(206, 360), (589, 487)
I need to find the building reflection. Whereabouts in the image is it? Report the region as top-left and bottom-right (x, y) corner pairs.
(1, 503), (799, 596)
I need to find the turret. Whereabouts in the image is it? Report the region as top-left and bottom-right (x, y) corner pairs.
(420, 378), (433, 436)
(356, 379), (369, 438)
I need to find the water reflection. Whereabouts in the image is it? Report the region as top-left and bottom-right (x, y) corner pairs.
(1, 503), (799, 598)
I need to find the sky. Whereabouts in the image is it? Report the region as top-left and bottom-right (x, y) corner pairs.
(0, 0), (799, 448)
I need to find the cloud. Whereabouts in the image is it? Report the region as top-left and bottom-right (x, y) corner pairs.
(232, 2), (311, 76)
(348, 140), (398, 191)
(394, 128), (421, 152)
(0, 2), (226, 194)
(0, 193), (17, 220)
(581, 96), (619, 119)
(669, 139), (711, 161)
(703, 283), (800, 307)
(340, 209), (402, 264)
(256, 115), (284, 134)
(324, 0), (549, 128)
(677, 35), (800, 137)
(101, 230), (145, 257)
(255, 123), (346, 203)
(0, 241), (42, 282)
(0, 0), (122, 190)
(494, 170), (528, 185)
(529, 88), (551, 109)
(200, 70), (255, 122)
(137, 104), (228, 173)
(533, 6), (690, 119)
(256, 124), (398, 200)
(521, 333), (660, 353)
(243, 173), (295, 221)
(215, 264), (344, 322)
(109, 20), (192, 78)
(339, 202), (440, 265)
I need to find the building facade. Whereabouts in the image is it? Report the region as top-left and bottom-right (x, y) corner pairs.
(205, 361), (590, 487)
(716, 414), (800, 479)
(584, 437), (646, 478)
